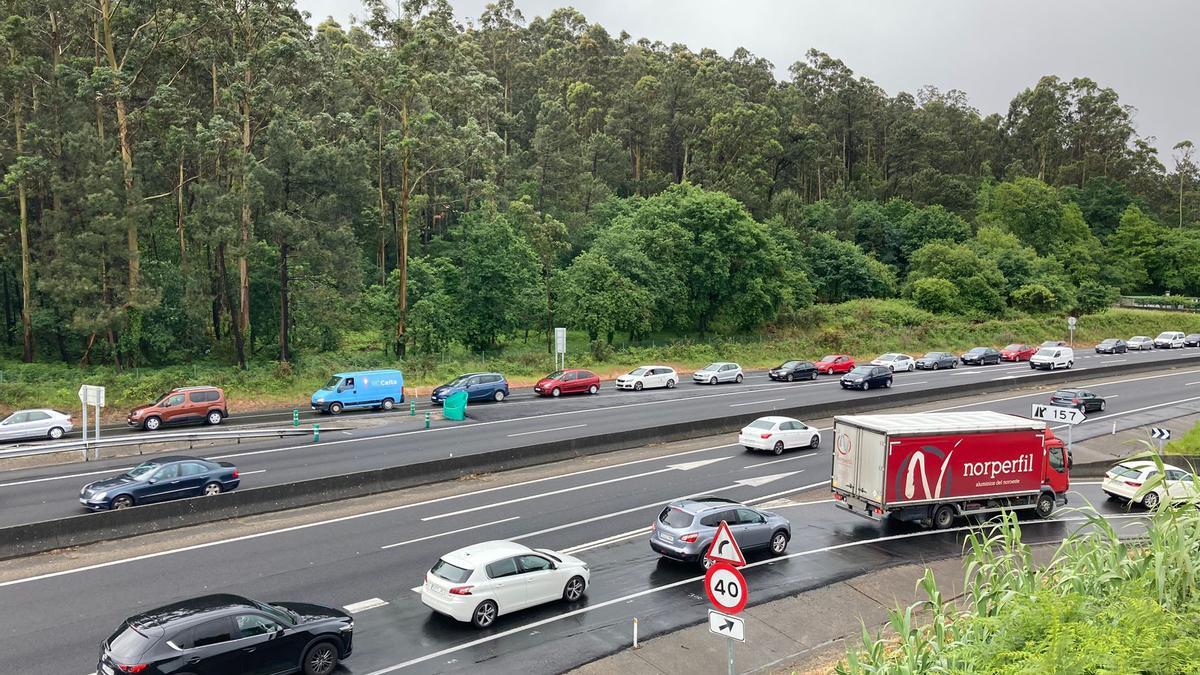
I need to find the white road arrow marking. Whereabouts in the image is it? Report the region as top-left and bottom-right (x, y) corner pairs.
(734, 470), (801, 487)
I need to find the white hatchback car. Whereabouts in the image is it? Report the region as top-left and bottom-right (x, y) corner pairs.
(0, 409), (74, 442)
(1102, 460), (1199, 509)
(615, 365), (678, 391)
(739, 416), (821, 455)
(870, 353), (915, 372)
(1127, 336), (1154, 351)
(421, 541), (590, 628)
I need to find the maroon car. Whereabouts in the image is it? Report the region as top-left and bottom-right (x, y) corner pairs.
(533, 369), (601, 397)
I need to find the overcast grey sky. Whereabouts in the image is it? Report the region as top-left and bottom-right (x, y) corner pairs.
(297, 0), (1196, 161)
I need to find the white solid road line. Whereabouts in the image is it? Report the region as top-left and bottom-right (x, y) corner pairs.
(890, 381), (928, 387)
(344, 598), (389, 613)
(380, 516), (521, 550)
(1054, 394), (1200, 430)
(935, 367), (1200, 413)
(1187, 381), (1200, 386)
(562, 527), (651, 554)
(1101, 359), (1128, 364)
(506, 424), (587, 437)
(239, 470), (267, 476)
(420, 457), (730, 522)
(729, 398), (786, 408)
(742, 452), (816, 469)
(364, 512), (1150, 674)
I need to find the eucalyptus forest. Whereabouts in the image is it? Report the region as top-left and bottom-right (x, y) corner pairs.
(2, 0), (1198, 370)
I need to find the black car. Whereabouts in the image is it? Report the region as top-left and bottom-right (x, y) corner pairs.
(79, 455), (239, 510)
(840, 365), (893, 390)
(1095, 338), (1127, 354)
(914, 352), (957, 370)
(960, 347), (1001, 365)
(99, 594), (353, 675)
(768, 360), (818, 382)
(1050, 389), (1106, 412)
(1186, 334), (1200, 347)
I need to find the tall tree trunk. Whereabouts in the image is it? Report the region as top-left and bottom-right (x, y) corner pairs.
(216, 242), (246, 369)
(2, 269), (13, 346)
(12, 77), (33, 362)
(394, 100), (411, 357)
(176, 159), (188, 268)
(378, 116), (387, 284)
(278, 242), (290, 363)
(238, 72), (252, 348)
(100, 0), (139, 307)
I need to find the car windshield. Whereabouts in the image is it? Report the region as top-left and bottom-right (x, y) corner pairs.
(701, 363), (722, 371)
(323, 376), (341, 389)
(126, 462), (160, 479)
(443, 376), (469, 388)
(879, 353), (900, 360)
(966, 348), (985, 355)
(1156, 332), (1176, 339)
(629, 368), (648, 376)
(152, 391), (174, 405)
(1190, 335), (1200, 339)
(849, 366), (873, 375)
(778, 361), (799, 369)
(1099, 339), (1116, 345)
(819, 355), (838, 363)
(659, 507), (694, 528)
(255, 601), (298, 626)
(1035, 348), (1057, 357)
(544, 370), (564, 380)
(1131, 336), (1148, 341)
(1004, 344), (1023, 350)
(430, 559), (472, 584)
(747, 419), (776, 430)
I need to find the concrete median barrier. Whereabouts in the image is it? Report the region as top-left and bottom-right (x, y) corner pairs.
(1, 354), (1196, 560)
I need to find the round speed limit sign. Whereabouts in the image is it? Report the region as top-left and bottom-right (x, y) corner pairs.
(705, 562), (748, 614)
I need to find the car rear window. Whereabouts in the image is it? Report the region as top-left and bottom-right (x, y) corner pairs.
(106, 622), (154, 661)
(1053, 390), (1078, 398)
(1109, 465), (1144, 479)
(430, 559), (472, 584)
(747, 420), (775, 430)
(659, 507), (694, 528)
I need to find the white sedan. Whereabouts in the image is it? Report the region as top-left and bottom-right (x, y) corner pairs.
(1101, 460), (1199, 509)
(870, 353), (915, 372)
(615, 365), (678, 391)
(421, 541), (590, 628)
(738, 416), (821, 455)
(0, 409), (74, 442)
(1127, 336), (1154, 351)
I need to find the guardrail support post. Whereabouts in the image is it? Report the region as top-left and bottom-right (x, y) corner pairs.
(312, 423), (320, 442)
(424, 412), (430, 429)
(292, 409), (300, 427)
(410, 400), (416, 416)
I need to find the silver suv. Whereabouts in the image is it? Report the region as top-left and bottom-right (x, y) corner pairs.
(649, 497), (791, 568)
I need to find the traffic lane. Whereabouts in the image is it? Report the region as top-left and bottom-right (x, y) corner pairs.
(2, 353), (1196, 530)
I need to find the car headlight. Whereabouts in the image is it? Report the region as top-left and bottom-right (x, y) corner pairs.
(316, 397), (325, 403)
(340, 621), (354, 632)
(91, 491), (108, 501)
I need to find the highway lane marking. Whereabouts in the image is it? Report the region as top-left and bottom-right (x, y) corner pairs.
(934, 367), (1200, 412)
(562, 527), (651, 554)
(742, 452), (816, 469)
(364, 512), (1150, 674)
(344, 598), (389, 613)
(506, 424), (587, 437)
(240, 470), (267, 476)
(420, 457), (731, 522)
(1187, 381), (1200, 386)
(1053, 394), (1200, 430)
(380, 516), (521, 550)
(729, 398), (786, 408)
(890, 381), (928, 387)
(1101, 359), (1128, 364)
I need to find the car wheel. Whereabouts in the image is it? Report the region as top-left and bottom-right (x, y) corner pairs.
(1049, 362), (1056, 371)
(328, 402), (343, 415)
(588, 384), (599, 395)
(143, 416), (161, 431)
(1035, 492), (1056, 518)
(770, 530), (789, 555)
(1067, 361), (1073, 369)
(772, 441), (785, 456)
(48, 426), (65, 440)
(884, 378), (892, 388)
(111, 495), (134, 510)
(862, 381), (870, 391)
(634, 381), (643, 391)
(1142, 490), (1161, 510)
(932, 504), (955, 529)
(700, 556), (716, 571)
(809, 371), (818, 381)
(932, 362), (939, 370)
(809, 434), (820, 448)
(206, 410), (223, 425)
(381, 397), (395, 411)
(666, 379), (675, 389)
(551, 387), (561, 397)
(785, 373), (793, 382)
(563, 575), (586, 602)
(950, 361), (956, 368)
(735, 373), (743, 383)
(302, 641), (339, 675)
(472, 600), (499, 628)
(203, 482), (222, 496)
(1099, 400), (1106, 411)
(908, 363), (915, 372)
(709, 376), (718, 385)
(494, 390), (506, 402)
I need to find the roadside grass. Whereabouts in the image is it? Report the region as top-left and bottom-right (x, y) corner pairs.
(2, 300), (1199, 419)
(1164, 419), (1200, 456)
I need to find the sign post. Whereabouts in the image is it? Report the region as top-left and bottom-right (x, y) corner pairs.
(77, 385), (105, 460)
(1067, 316), (1077, 346)
(704, 522), (748, 675)
(1151, 427), (1171, 454)
(554, 327), (567, 370)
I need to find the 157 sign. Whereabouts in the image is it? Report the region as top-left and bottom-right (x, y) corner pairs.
(1031, 404), (1085, 426)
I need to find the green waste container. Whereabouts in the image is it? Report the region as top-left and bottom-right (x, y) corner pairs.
(443, 390), (468, 421)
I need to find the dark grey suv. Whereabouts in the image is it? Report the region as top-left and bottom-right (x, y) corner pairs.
(649, 497), (791, 568)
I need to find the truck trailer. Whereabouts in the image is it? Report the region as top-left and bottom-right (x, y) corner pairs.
(831, 411), (1069, 529)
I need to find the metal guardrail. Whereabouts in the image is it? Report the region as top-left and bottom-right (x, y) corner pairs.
(0, 426), (341, 462)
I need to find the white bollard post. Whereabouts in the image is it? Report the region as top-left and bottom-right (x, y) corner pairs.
(633, 617), (640, 649)
(1112, 421), (1117, 435)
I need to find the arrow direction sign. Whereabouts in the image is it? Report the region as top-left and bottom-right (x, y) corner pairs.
(1030, 403), (1085, 426)
(708, 610), (745, 642)
(1151, 428), (1171, 440)
(705, 521), (747, 567)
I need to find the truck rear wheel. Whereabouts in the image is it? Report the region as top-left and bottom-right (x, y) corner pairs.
(931, 504), (955, 529)
(1035, 492), (1056, 518)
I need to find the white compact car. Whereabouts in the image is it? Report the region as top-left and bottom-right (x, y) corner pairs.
(1102, 460), (1198, 509)
(692, 362), (744, 385)
(1127, 336), (1154, 351)
(1153, 331), (1186, 349)
(1029, 346), (1074, 370)
(870, 353), (915, 372)
(0, 409), (74, 442)
(738, 416), (821, 455)
(615, 365), (678, 391)
(421, 541), (590, 628)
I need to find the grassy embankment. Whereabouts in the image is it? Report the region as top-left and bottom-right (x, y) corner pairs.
(2, 300), (1198, 419)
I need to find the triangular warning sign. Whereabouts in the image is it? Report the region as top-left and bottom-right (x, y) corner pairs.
(704, 520), (746, 567)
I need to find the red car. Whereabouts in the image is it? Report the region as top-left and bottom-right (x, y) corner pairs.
(814, 354), (854, 375)
(533, 369), (601, 397)
(1000, 343), (1036, 361)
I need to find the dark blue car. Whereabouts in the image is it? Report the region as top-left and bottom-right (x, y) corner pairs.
(79, 455), (240, 510)
(430, 372), (510, 405)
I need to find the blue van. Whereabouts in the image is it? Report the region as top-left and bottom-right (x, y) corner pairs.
(311, 370), (404, 414)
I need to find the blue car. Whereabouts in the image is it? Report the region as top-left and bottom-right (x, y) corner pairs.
(79, 455), (240, 510)
(311, 369), (404, 414)
(431, 372), (510, 405)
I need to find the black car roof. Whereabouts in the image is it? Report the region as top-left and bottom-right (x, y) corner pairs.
(133, 455), (207, 465)
(128, 594), (256, 630)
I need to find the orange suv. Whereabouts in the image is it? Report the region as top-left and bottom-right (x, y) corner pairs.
(127, 387), (229, 431)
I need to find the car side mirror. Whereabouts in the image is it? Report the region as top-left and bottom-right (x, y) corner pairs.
(147, 478), (157, 484)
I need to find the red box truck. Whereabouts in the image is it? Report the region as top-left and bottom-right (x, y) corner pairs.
(830, 411), (1069, 529)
